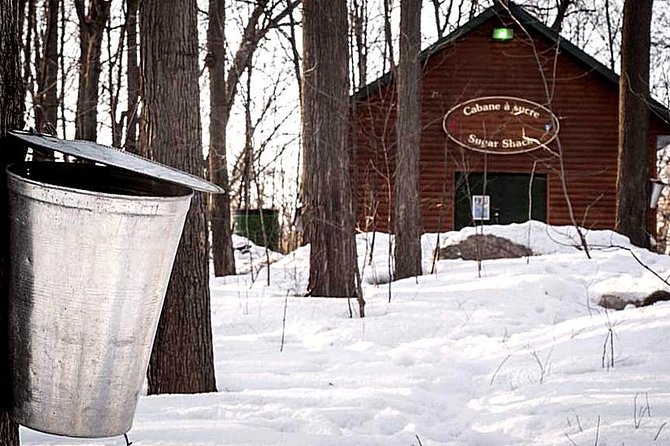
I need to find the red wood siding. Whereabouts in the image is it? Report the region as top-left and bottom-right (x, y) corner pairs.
(352, 14), (670, 234)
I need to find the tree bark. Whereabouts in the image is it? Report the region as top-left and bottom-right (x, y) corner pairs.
(207, 0), (235, 276)
(35, 0), (59, 135)
(140, 0), (217, 394)
(23, 0), (35, 94)
(302, 0), (360, 299)
(124, 0), (140, 154)
(74, 0), (110, 141)
(394, 0), (422, 280)
(351, 0), (368, 91)
(615, 0), (653, 248)
(382, 0), (395, 72)
(0, 0), (24, 444)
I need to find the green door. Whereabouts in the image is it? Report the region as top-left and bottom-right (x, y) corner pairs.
(454, 172), (547, 230)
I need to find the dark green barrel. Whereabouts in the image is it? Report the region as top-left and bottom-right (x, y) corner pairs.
(233, 208), (280, 251)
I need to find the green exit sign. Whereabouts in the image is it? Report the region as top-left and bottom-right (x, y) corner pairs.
(493, 27), (514, 41)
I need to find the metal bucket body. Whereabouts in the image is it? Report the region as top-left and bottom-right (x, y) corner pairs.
(7, 162), (193, 438)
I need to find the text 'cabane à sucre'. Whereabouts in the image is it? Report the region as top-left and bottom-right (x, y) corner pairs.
(443, 96), (559, 155)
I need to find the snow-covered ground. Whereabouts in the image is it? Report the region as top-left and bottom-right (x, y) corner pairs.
(20, 222), (670, 445)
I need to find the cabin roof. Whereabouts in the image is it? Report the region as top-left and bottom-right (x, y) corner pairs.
(352, 1), (670, 125)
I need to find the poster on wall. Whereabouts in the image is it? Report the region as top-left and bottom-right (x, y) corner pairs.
(472, 195), (490, 221)
(443, 96), (560, 155)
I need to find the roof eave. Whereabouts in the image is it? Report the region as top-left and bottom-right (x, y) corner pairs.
(351, 1), (670, 126)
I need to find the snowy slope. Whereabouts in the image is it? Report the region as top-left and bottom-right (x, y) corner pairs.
(20, 222), (670, 446)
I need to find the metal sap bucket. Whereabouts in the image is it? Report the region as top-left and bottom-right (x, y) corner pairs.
(7, 162), (193, 438)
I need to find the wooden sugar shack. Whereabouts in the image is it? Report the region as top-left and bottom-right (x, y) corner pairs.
(352, 2), (670, 234)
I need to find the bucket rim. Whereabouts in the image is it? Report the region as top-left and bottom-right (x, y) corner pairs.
(7, 162), (194, 203)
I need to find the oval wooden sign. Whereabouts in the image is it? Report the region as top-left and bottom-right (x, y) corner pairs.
(442, 96), (560, 155)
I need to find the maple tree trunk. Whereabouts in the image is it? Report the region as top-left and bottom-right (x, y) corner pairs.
(35, 0), (59, 134)
(124, 0), (140, 154)
(394, 0), (422, 280)
(140, 0), (217, 394)
(74, 0), (110, 141)
(207, 0), (236, 276)
(615, 0), (653, 248)
(0, 0), (24, 444)
(302, 0), (359, 298)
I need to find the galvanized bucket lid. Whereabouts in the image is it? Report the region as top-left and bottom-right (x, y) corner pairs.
(9, 130), (224, 194)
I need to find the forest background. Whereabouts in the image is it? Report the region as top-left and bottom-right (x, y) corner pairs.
(19, 0), (670, 241)
(0, 0), (667, 444)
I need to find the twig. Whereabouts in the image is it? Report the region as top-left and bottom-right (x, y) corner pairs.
(490, 354), (511, 386)
(530, 348), (552, 384)
(609, 326), (614, 368)
(602, 314), (615, 369)
(610, 244), (670, 287)
(354, 259), (366, 318)
(280, 291), (289, 352)
(501, 1), (591, 260)
(634, 392), (640, 428)
(654, 421), (667, 441)
(601, 329), (613, 369)
(431, 231), (441, 275)
(564, 433), (578, 446)
(388, 234), (393, 303)
(124, 433), (133, 446)
(415, 434), (424, 446)
(634, 392), (651, 429)
(264, 244), (271, 287)
(594, 415), (600, 446)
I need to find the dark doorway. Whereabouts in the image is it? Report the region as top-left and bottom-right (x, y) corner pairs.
(454, 172), (547, 230)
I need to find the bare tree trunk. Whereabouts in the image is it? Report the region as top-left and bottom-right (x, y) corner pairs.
(382, 0), (395, 73)
(604, 0), (616, 71)
(140, 0), (217, 394)
(394, 0), (422, 280)
(74, 0), (110, 141)
(430, 0), (452, 39)
(207, 0), (235, 276)
(124, 0), (139, 154)
(615, 0), (653, 249)
(18, 0), (26, 39)
(206, 0), (299, 276)
(242, 59), (253, 210)
(23, 0), (35, 95)
(35, 0), (59, 134)
(550, 0), (574, 32)
(0, 0), (24, 444)
(351, 0), (368, 91)
(286, 0), (302, 105)
(302, 0), (360, 303)
(106, 19), (126, 148)
(58, 0), (66, 137)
